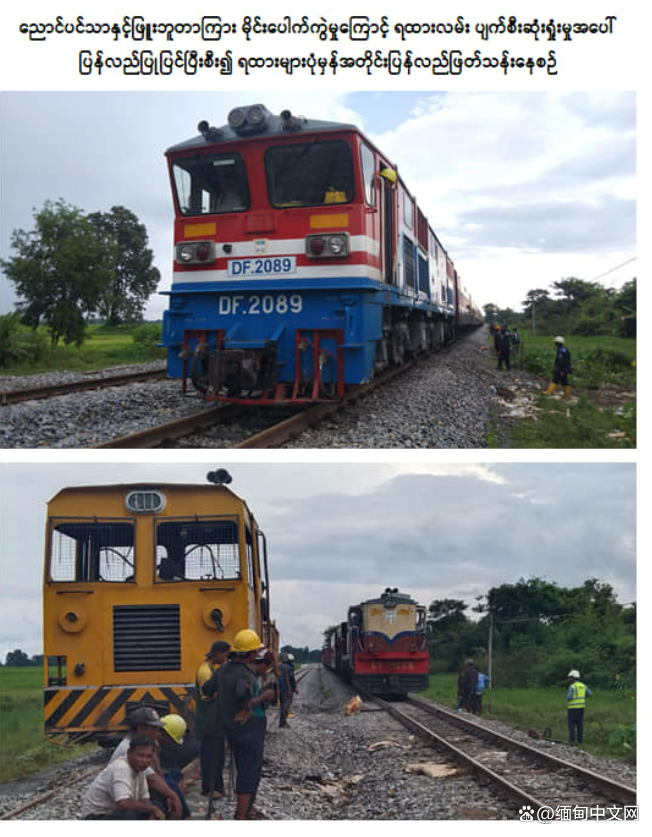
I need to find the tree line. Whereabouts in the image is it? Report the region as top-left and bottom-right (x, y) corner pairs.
(2, 649), (44, 667)
(280, 645), (322, 664)
(2, 199), (160, 349)
(484, 277), (636, 338)
(427, 577), (635, 691)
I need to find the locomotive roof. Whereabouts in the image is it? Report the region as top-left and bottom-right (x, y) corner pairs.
(166, 106), (359, 154)
(359, 589), (418, 607)
(47, 483), (244, 504)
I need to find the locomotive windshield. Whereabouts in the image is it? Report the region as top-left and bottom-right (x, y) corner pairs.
(266, 140), (353, 207)
(48, 520), (135, 583)
(155, 518), (241, 581)
(172, 152), (249, 215)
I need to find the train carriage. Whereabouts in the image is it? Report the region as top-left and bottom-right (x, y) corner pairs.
(162, 104), (483, 405)
(323, 588), (429, 696)
(42, 473), (276, 743)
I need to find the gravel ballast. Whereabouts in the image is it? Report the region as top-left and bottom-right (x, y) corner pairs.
(1, 331), (527, 448)
(0, 667), (636, 821)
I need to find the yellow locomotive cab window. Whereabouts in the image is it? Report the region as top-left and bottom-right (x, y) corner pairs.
(49, 520), (135, 583)
(155, 518), (241, 582)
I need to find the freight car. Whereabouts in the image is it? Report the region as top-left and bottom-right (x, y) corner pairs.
(322, 588), (429, 695)
(162, 103), (483, 405)
(42, 470), (277, 743)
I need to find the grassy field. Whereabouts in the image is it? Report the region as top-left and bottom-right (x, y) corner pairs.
(424, 673), (636, 761)
(487, 329), (636, 448)
(0, 667), (95, 782)
(1, 323), (166, 376)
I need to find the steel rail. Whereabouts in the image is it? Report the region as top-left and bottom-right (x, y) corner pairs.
(0, 766), (100, 820)
(90, 360), (415, 449)
(372, 695), (546, 812)
(92, 406), (227, 448)
(406, 695), (636, 805)
(232, 360), (414, 448)
(1, 368), (167, 405)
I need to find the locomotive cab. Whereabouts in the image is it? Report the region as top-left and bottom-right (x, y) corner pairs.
(348, 588), (429, 695)
(43, 480), (275, 743)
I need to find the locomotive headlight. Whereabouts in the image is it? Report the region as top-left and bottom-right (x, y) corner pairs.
(328, 235), (347, 255)
(228, 104), (270, 134)
(178, 245), (195, 263)
(246, 104), (266, 127)
(305, 233), (349, 258)
(175, 241), (216, 265)
(228, 107), (246, 130)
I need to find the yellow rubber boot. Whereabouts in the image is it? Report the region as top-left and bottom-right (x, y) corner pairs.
(544, 382), (556, 395)
(564, 385), (571, 400)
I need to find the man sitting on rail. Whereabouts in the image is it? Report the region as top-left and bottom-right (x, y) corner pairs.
(81, 736), (165, 820)
(109, 705), (185, 819)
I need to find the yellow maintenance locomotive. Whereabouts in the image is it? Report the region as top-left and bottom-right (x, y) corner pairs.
(42, 471), (277, 743)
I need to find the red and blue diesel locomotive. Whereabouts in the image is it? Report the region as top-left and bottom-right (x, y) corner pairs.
(322, 588), (429, 695)
(162, 104), (483, 405)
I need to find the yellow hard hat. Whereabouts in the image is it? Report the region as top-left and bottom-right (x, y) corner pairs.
(161, 714), (186, 744)
(232, 628), (263, 653)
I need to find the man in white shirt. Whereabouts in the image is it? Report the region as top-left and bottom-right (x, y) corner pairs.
(109, 705), (183, 818)
(81, 736), (165, 820)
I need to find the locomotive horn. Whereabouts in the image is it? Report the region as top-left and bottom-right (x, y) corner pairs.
(280, 109), (303, 131)
(207, 469), (233, 485)
(197, 120), (223, 141)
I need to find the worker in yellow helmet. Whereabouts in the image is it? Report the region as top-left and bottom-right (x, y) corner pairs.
(157, 714), (195, 819)
(195, 640), (230, 797)
(206, 629), (275, 820)
(567, 669), (592, 744)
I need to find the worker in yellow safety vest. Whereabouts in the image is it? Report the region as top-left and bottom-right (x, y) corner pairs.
(567, 669), (592, 744)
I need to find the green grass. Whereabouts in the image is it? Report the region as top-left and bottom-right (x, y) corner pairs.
(0, 667), (96, 781)
(510, 330), (636, 390)
(2, 324), (166, 376)
(423, 673), (636, 761)
(510, 397), (636, 448)
(488, 329), (636, 448)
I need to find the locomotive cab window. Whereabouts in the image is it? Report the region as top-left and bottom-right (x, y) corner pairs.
(266, 140), (353, 208)
(401, 185), (414, 229)
(156, 518), (241, 581)
(172, 152), (249, 215)
(245, 525), (255, 589)
(48, 520), (135, 583)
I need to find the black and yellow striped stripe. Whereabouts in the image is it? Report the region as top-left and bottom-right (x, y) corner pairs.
(44, 684), (194, 735)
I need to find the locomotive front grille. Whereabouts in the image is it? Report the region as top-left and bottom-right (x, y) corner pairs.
(113, 605), (181, 671)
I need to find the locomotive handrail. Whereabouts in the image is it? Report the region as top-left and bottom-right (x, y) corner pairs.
(55, 589), (94, 594)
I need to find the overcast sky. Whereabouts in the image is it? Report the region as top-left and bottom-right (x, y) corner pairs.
(0, 89), (636, 319)
(0, 462), (636, 661)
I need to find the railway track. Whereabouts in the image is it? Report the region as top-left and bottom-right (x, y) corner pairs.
(92, 360), (415, 448)
(0, 367), (167, 405)
(2, 669), (314, 821)
(373, 694), (636, 815)
(1, 680), (637, 821)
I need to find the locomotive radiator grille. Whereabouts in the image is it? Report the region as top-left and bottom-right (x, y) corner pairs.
(113, 604), (181, 671)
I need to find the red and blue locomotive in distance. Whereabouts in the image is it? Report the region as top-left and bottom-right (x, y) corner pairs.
(322, 588), (429, 695)
(162, 103), (483, 405)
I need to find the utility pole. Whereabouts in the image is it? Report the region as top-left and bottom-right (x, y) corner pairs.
(487, 611), (494, 689)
